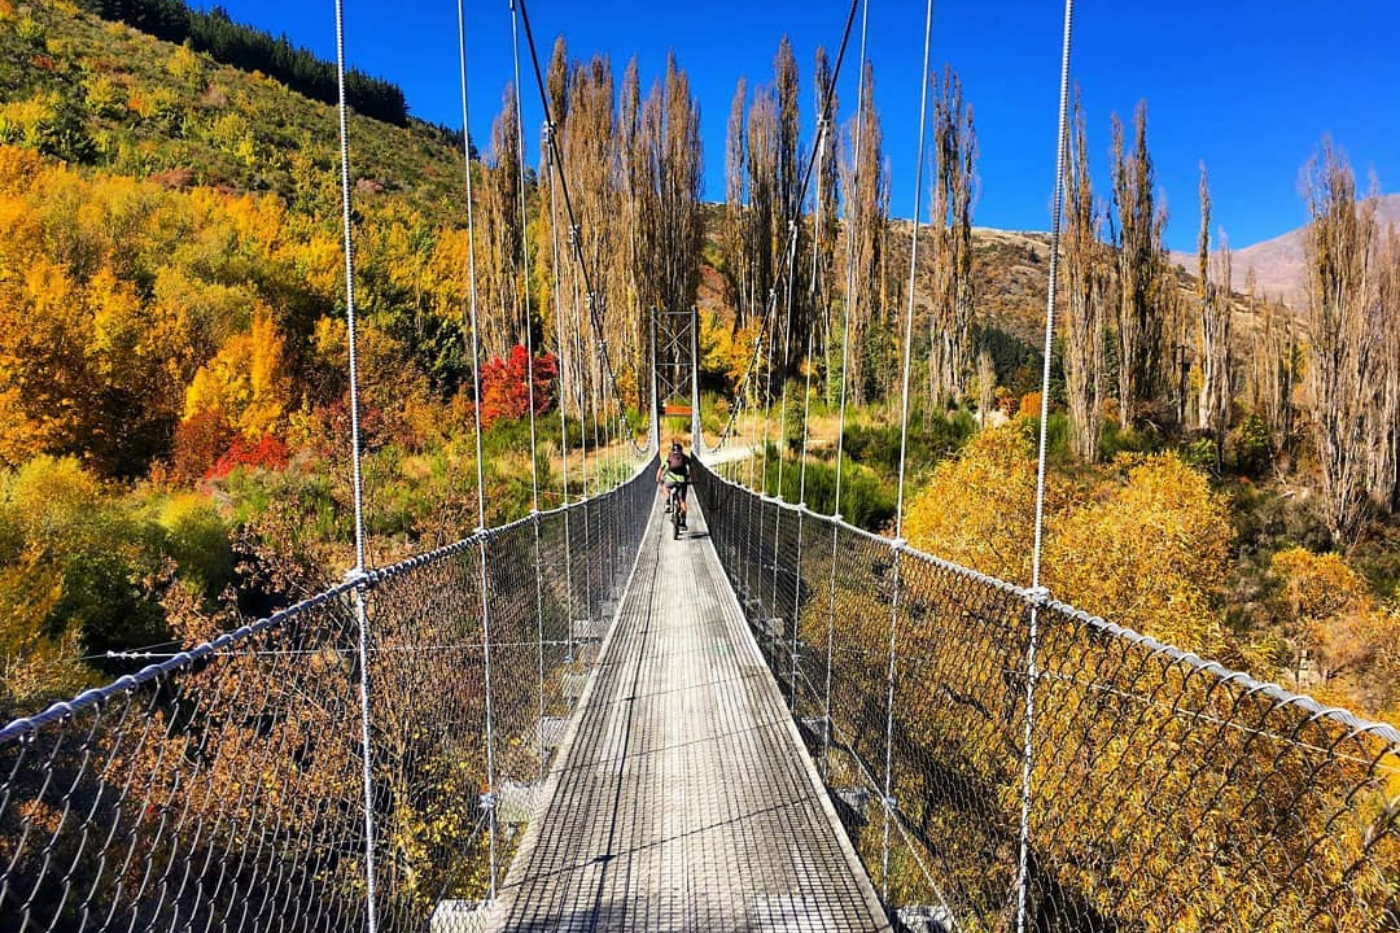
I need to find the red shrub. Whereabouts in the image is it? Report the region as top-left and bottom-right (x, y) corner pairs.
(205, 434), (291, 480)
(479, 345), (558, 428)
(306, 398), (389, 458)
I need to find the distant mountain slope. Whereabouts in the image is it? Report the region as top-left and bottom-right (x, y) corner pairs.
(1170, 193), (1400, 307)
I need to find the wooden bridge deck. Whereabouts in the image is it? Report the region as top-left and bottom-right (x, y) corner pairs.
(483, 493), (890, 932)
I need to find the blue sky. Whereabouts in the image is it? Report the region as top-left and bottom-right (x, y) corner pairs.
(195, 0), (1400, 252)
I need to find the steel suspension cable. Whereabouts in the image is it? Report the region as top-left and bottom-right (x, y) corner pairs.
(1017, 2), (1075, 929)
(507, 0), (552, 792)
(514, 0), (647, 453)
(454, 0), (498, 898)
(712, 0), (863, 451)
(330, 2), (377, 928)
(882, 0), (936, 900)
(823, 0), (872, 778)
(546, 125), (577, 663)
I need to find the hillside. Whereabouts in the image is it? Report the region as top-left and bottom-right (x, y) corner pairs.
(0, 0), (466, 222)
(0, 0), (637, 714)
(698, 215), (1253, 383)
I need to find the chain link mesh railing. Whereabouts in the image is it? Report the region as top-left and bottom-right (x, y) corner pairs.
(697, 457), (1400, 933)
(0, 458), (655, 933)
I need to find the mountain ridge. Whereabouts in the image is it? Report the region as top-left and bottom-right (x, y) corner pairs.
(1168, 192), (1400, 306)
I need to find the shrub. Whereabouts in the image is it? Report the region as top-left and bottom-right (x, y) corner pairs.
(1017, 411), (1071, 463)
(840, 412), (975, 479)
(1229, 412), (1273, 478)
(155, 492), (233, 598)
(0, 456), (168, 663)
(769, 456), (895, 531)
(206, 433), (290, 480)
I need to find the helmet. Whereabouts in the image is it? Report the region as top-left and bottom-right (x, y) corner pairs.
(670, 441), (682, 452)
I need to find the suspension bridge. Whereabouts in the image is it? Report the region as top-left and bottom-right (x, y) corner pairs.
(2, 0), (1399, 930)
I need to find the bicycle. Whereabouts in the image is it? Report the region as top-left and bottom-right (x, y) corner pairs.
(668, 485), (684, 539)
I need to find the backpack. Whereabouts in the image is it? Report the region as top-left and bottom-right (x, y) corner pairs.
(667, 450), (685, 471)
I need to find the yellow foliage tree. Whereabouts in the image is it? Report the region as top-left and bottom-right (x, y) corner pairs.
(0, 256), (87, 464)
(1271, 547), (1400, 713)
(1272, 547), (1368, 623)
(903, 426), (1056, 583)
(87, 265), (146, 366)
(1045, 453), (1233, 654)
(310, 315), (431, 423)
(183, 309), (291, 439)
(905, 435), (1233, 656)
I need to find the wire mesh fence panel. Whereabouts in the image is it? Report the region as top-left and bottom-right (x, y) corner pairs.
(1024, 601), (1400, 933)
(693, 459), (1400, 933)
(887, 549), (1032, 927)
(0, 589), (370, 933)
(361, 550), (491, 927)
(791, 507), (837, 735)
(0, 458), (657, 933)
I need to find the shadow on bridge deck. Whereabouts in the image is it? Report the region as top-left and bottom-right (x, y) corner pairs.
(481, 494), (890, 932)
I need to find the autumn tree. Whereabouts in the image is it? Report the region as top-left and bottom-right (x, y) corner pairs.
(763, 37), (807, 382)
(1242, 268), (1297, 460)
(928, 66), (976, 408)
(903, 427), (1052, 583)
(745, 83), (779, 394)
(560, 54), (618, 419)
(1061, 91), (1106, 461)
(1045, 453), (1233, 654)
(618, 56), (644, 384)
(1368, 224), (1400, 511)
(975, 349), (995, 426)
(774, 36), (804, 370)
(479, 345), (559, 427)
(837, 62), (886, 405)
(723, 78), (750, 325)
(635, 53), (704, 367)
(478, 83), (524, 358)
(538, 36), (573, 410)
(183, 308), (292, 441)
(812, 47), (840, 328)
(547, 36), (569, 126)
(1196, 164), (1232, 469)
(1109, 102), (1171, 427)
(1302, 141), (1379, 541)
(0, 456), (169, 675)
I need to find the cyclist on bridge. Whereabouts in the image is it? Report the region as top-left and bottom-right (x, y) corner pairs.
(657, 441), (690, 530)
